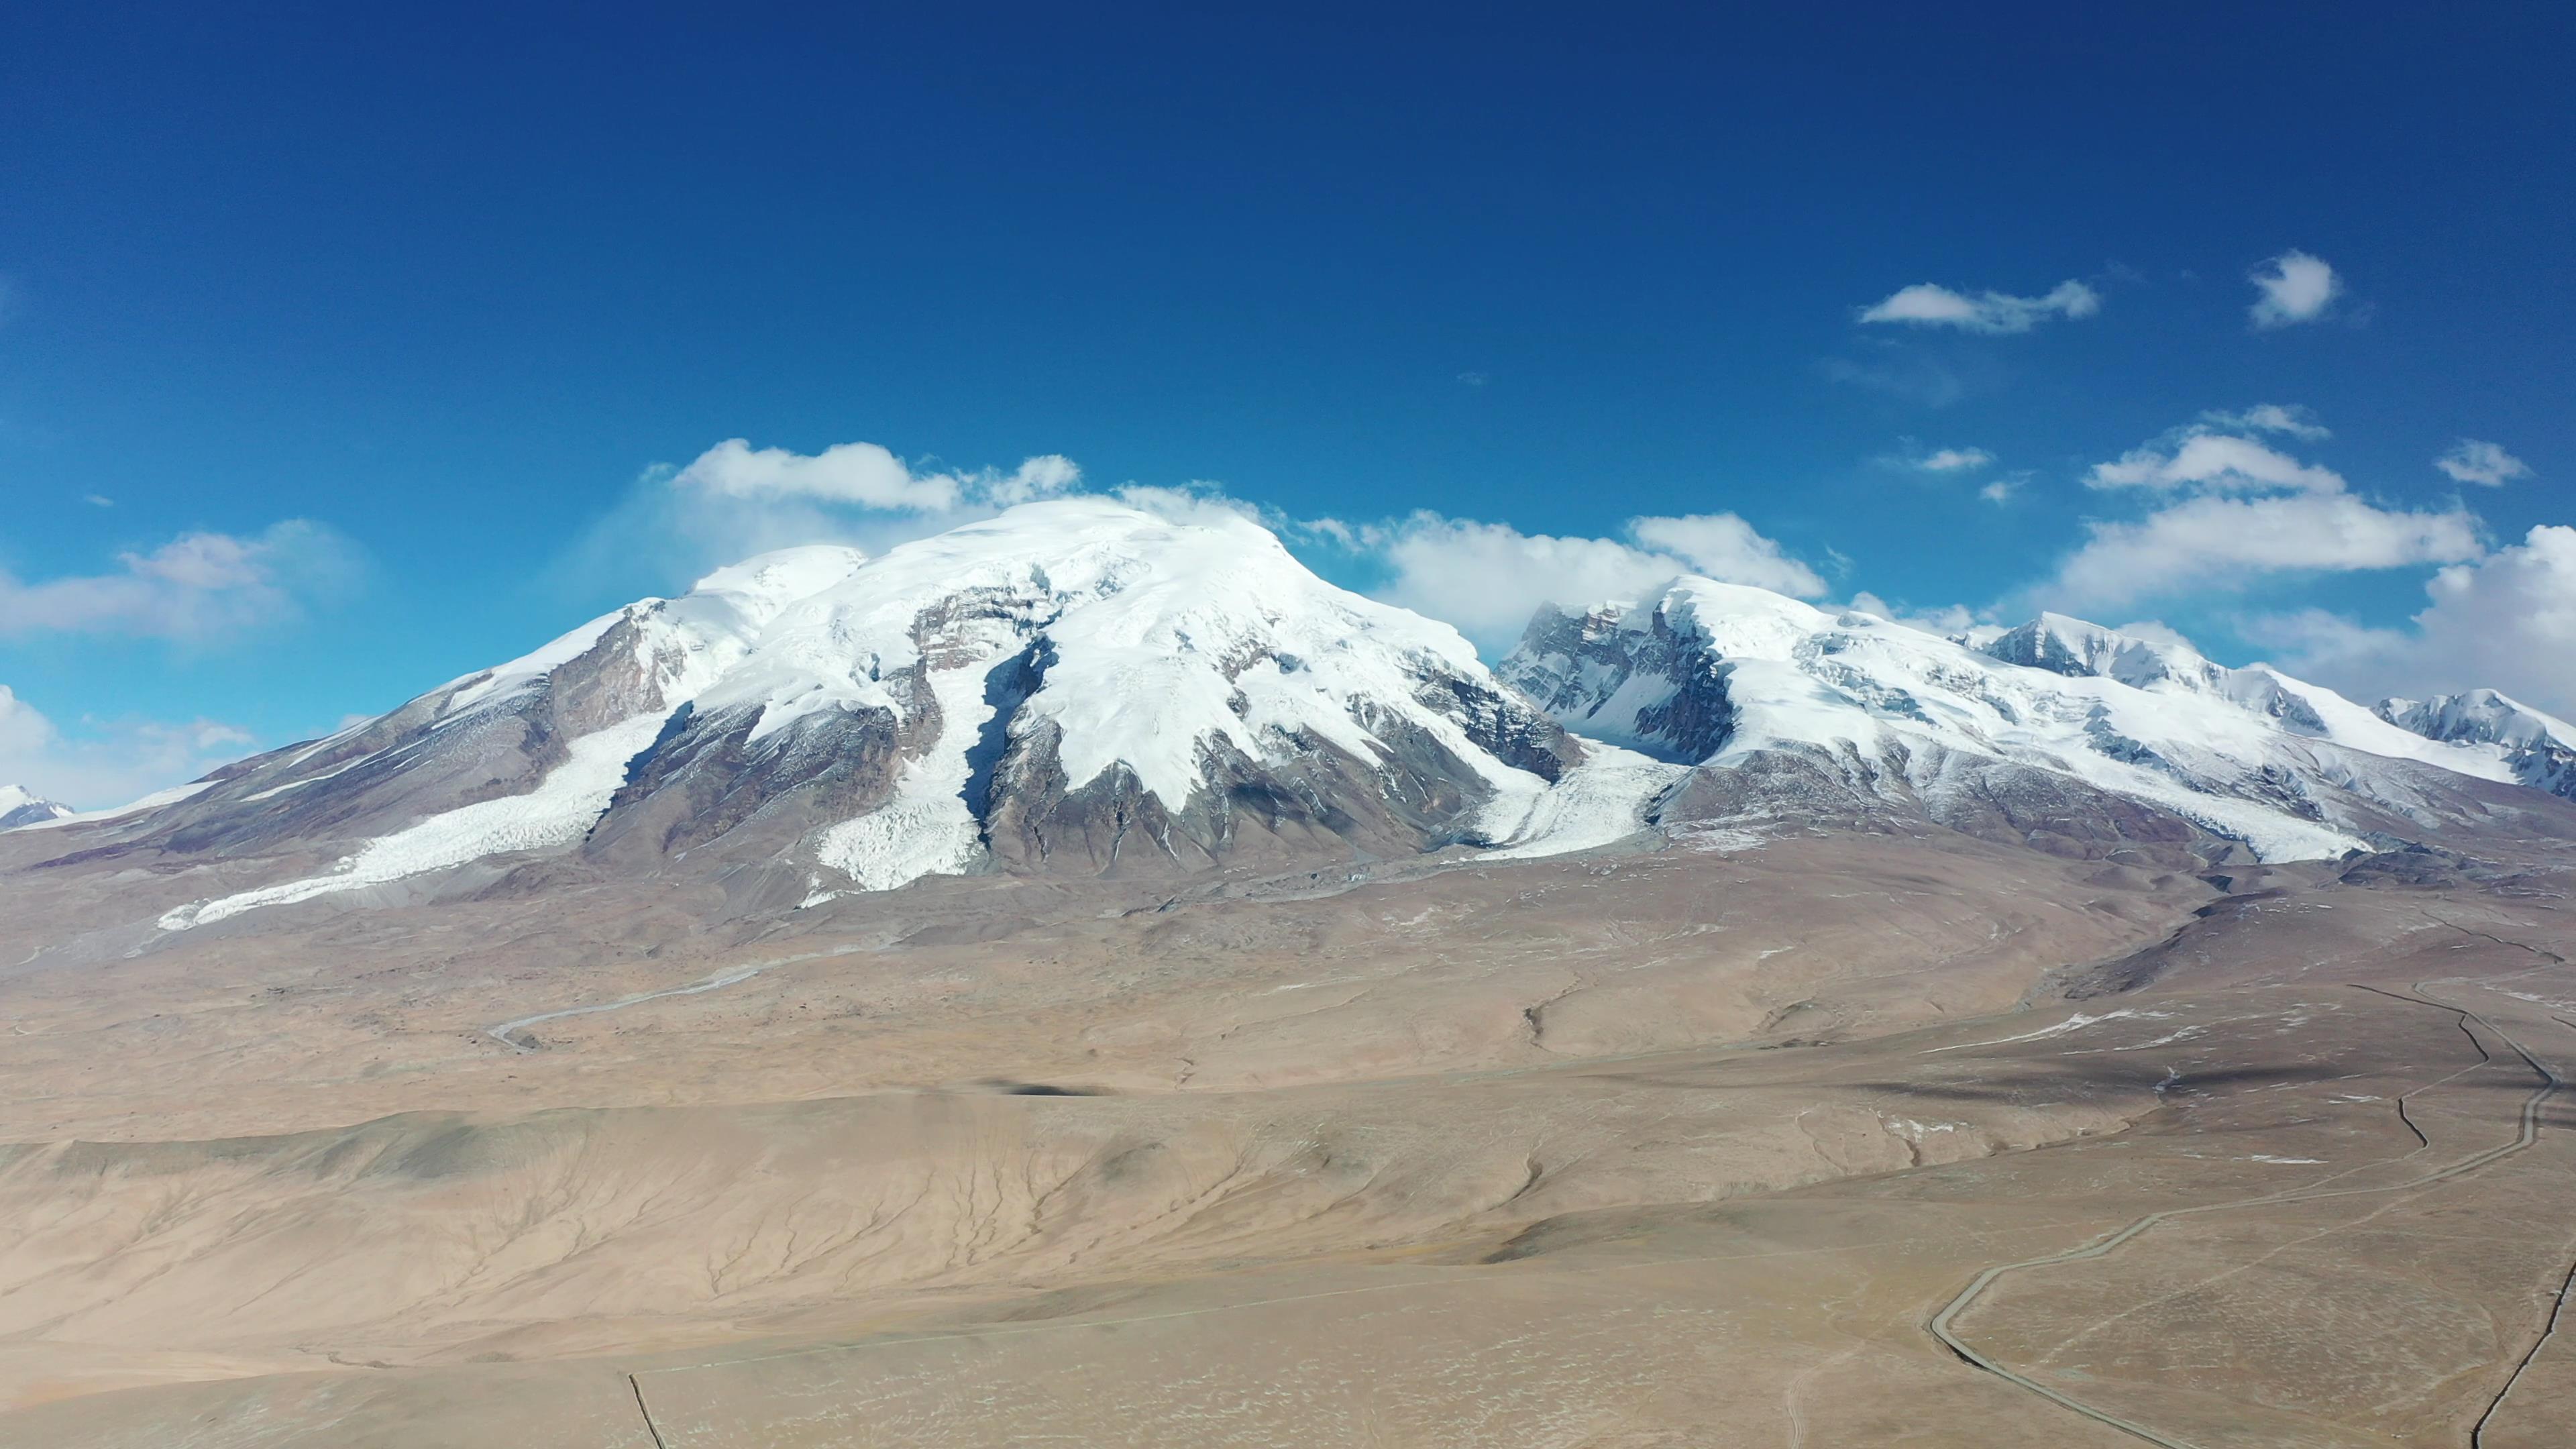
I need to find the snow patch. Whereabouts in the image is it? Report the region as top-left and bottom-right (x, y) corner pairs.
(160, 713), (666, 930)
(1923, 1010), (2167, 1054)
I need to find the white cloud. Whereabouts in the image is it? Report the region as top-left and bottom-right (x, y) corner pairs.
(0, 683), (256, 810)
(1845, 590), (1984, 637)
(1108, 483), (1267, 530)
(2033, 415), (2487, 612)
(1979, 476), (2022, 505)
(2088, 433), (2346, 494)
(570, 439), (1090, 598)
(2046, 493), (2481, 610)
(0, 686), (47, 759)
(2253, 525), (2576, 715)
(2109, 619), (2203, 654)
(1361, 511), (1826, 654)
(2434, 439), (2531, 488)
(0, 521), (358, 641)
(2200, 403), (2330, 441)
(2248, 250), (2341, 329)
(1856, 279), (2100, 333)
(1913, 447), (1994, 473)
(670, 438), (1080, 512)
(1629, 515), (1829, 593)
(1876, 441), (1995, 476)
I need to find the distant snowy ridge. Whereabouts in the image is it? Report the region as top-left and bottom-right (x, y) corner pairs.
(0, 784), (74, 831)
(40, 502), (2576, 932)
(1502, 582), (2562, 863)
(2374, 689), (2576, 799)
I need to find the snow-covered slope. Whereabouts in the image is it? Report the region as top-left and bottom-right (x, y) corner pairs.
(2375, 689), (2576, 800)
(0, 784), (74, 831)
(129, 499), (1640, 928)
(1501, 581), (2552, 863)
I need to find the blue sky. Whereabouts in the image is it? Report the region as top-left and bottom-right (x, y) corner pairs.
(3, 3), (2571, 804)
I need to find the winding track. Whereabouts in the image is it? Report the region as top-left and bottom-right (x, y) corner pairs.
(1926, 982), (2569, 1448)
(482, 943), (869, 1051)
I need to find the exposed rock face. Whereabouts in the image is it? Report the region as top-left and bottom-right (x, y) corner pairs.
(1499, 604), (1735, 762)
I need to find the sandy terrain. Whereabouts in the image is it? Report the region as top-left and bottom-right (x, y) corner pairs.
(4, 821), (2575, 1445)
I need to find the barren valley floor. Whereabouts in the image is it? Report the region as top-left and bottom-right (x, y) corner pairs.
(5, 834), (2574, 1446)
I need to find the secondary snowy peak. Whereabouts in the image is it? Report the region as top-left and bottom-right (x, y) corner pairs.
(0, 784), (73, 830)
(2377, 689), (2573, 749)
(1977, 614), (2215, 690)
(2375, 690), (2576, 800)
(1501, 579), (2557, 862)
(132, 498), (1651, 929)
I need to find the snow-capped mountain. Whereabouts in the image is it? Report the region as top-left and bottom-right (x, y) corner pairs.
(2374, 690), (2576, 800)
(31, 503), (2576, 934)
(0, 785), (73, 830)
(107, 498), (1661, 930)
(1501, 582), (2565, 863)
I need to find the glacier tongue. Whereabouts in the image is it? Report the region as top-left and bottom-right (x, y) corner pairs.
(160, 712), (674, 930)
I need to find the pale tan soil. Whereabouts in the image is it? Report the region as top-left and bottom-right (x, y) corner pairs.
(3, 825), (2573, 1445)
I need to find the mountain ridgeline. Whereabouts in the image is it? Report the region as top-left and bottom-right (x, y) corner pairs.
(15, 498), (2575, 934)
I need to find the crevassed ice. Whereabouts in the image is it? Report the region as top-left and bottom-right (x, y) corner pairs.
(812, 665), (993, 891)
(1484, 745), (1689, 860)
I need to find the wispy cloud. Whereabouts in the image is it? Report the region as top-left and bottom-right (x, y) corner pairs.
(1856, 278), (2100, 334)
(2248, 250), (2341, 329)
(1819, 352), (1968, 408)
(0, 521), (360, 641)
(1341, 511), (1827, 655)
(2433, 439), (2531, 488)
(2088, 433), (2346, 494)
(2198, 403), (2329, 441)
(569, 439), (1089, 598)
(1884, 445), (1998, 475)
(0, 683), (256, 810)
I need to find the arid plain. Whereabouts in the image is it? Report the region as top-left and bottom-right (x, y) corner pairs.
(6, 816), (2575, 1448)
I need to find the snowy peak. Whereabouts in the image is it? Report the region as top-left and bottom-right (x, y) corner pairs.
(2376, 689), (2575, 751)
(0, 784), (74, 830)
(2375, 690), (2576, 800)
(1976, 613), (2213, 690)
(113, 498), (1668, 930)
(1501, 578), (2572, 863)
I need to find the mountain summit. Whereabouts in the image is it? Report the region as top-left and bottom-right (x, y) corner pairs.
(0, 785), (73, 831)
